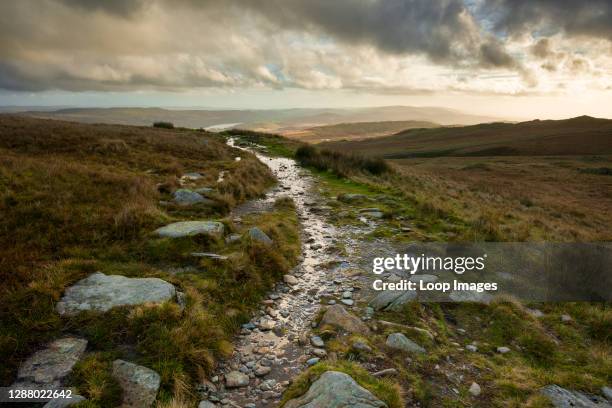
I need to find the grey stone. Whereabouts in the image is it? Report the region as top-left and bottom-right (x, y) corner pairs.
(469, 382), (481, 397)
(284, 371), (387, 408)
(198, 401), (216, 408)
(190, 252), (228, 260)
(342, 291), (352, 299)
(449, 290), (493, 304)
(112, 359), (160, 408)
(56, 272), (175, 316)
(337, 194), (367, 203)
(373, 368), (397, 377)
(466, 344), (478, 352)
(320, 305), (370, 334)
(352, 341), (372, 353)
(225, 371), (249, 388)
(43, 395), (86, 408)
(13, 337), (87, 389)
(248, 227), (273, 245)
(312, 348), (327, 357)
(363, 211), (384, 219)
(369, 290), (416, 311)
(341, 299), (354, 306)
(561, 314), (573, 322)
(310, 336), (324, 348)
(602, 387), (612, 401)
(496, 346), (511, 354)
(284, 275), (299, 285)
(173, 189), (214, 206)
(195, 187), (215, 196)
(409, 274), (439, 284)
(540, 385), (611, 407)
(155, 221), (224, 239)
(386, 333), (426, 354)
(225, 233), (242, 244)
(182, 172), (203, 180)
(306, 358), (320, 366)
(254, 365), (271, 377)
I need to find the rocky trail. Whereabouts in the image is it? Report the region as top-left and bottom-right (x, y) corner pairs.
(205, 139), (387, 407)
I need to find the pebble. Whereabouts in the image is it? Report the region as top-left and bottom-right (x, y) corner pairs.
(306, 358), (320, 366)
(496, 346), (511, 354)
(310, 336), (324, 348)
(469, 382), (481, 396)
(466, 345), (478, 352)
(341, 299), (354, 306)
(561, 314), (572, 322)
(312, 348), (327, 357)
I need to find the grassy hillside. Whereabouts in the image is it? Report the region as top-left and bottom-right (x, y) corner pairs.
(321, 116), (612, 158)
(0, 116), (300, 405)
(282, 120), (439, 143)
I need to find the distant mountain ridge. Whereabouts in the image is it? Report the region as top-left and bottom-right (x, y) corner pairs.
(320, 115), (612, 157)
(17, 105), (502, 130)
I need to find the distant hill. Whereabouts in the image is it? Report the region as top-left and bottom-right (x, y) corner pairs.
(320, 116), (612, 157)
(281, 120), (440, 143)
(18, 105), (501, 130)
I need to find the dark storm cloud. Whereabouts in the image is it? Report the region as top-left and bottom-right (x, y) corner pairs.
(241, 0), (481, 64)
(480, 0), (612, 40)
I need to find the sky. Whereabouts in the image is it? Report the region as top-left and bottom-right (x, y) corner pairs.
(0, 0), (610, 119)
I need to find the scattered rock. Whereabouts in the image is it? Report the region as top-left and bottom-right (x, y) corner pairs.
(373, 368), (398, 377)
(540, 384), (610, 407)
(182, 172), (203, 180)
(561, 314), (573, 322)
(386, 333), (426, 354)
(602, 387), (612, 401)
(341, 299), (354, 306)
(497, 346), (511, 354)
(43, 395), (86, 408)
(154, 221), (224, 239)
(12, 337), (87, 389)
(306, 358), (320, 366)
(469, 382), (481, 397)
(254, 365), (272, 377)
(112, 359), (160, 408)
(225, 233), (242, 244)
(225, 371), (249, 388)
(466, 344), (478, 352)
(449, 290), (493, 304)
(284, 275), (299, 285)
(56, 272), (175, 316)
(342, 291), (352, 299)
(248, 227), (273, 245)
(320, 305), (370, 334)
(312, 348), (327, 357)
(258, 319), (276, 331)
(190, 252), (228, 260)
(284, 371), (387, 408)
(352, 341), (372, 353)
(198, 401), (216, 408)
(310, 336), (325, 348)
(363, 211), (384, 219)
(173, 189), (214, 206)
(337, 193), (367, 203)
(369, 290), (416, 311)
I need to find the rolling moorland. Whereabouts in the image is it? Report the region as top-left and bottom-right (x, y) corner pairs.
(20, 106), (500, 131)
(0, 114), (610, 408)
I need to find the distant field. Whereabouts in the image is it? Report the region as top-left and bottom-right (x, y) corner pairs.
(321, 116), (612, 158)
(317, 116), (612, 241)
(281, 120), (439, 143)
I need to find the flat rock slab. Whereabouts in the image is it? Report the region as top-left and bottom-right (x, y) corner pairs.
(155, 221), (224, 239)
(320, 305), (370, 334)
(173, 189), (215, 206)
(284, 371), (387, 408)
(113, 359), (160, 408)
(369, 290), (416, 311)
(541, 385), (611, 408)
(13, 337), (87, 388)
(56, 272), (175, 316)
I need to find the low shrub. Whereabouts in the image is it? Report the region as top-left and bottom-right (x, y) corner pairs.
(153, 121), (175, 129)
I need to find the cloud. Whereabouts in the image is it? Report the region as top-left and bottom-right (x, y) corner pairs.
(0, 0), (608, 95)
(480, 0), (612, 41)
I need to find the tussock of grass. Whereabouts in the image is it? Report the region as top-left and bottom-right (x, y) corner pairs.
(295, 144), (392, 177)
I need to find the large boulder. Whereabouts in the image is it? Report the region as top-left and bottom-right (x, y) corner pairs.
(12, 337), (87, 389)
(369, 290), (416, 311)
(284, 371), (387, 408)
(320, 305), (370, 334)
(56, 272), (176, 316)
(173, 189), (215, 206)
(154, 221), (224, 239)
(386, 333), (426, 354)
(112, 359), (160, 408)
(540, 385), (611, 408)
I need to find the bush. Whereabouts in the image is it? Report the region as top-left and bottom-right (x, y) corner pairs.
(295, 145), (391, 177)
(153, 121), (174, 129)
